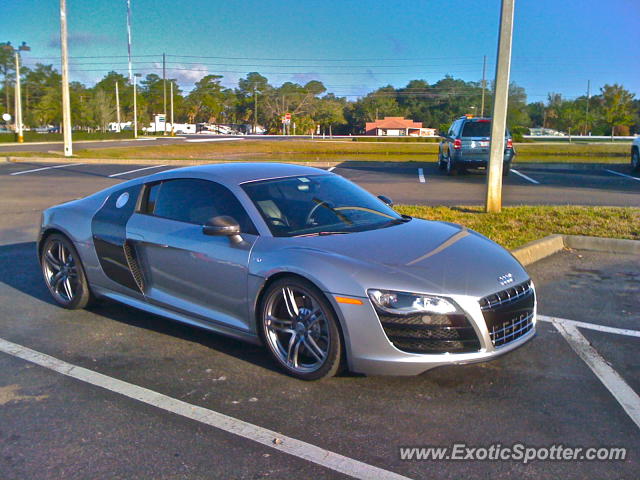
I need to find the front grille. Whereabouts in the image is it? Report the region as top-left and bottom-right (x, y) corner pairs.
(480, 280), (535, 348)
(489, 312), (534, 347)
(378, 313), (481, 354)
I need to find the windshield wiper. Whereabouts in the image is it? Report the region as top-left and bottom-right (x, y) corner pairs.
(294, 231), (351, 237)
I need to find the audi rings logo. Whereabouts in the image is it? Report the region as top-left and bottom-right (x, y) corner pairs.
(498, 273), (514, 286)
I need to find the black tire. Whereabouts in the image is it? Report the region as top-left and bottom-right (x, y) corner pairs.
(445, 153), (458, 176)
(437, 151), (446, 170)
(40, 233), (94, 309)
(502, 161), (511, 176)
(259, 277), (343, 380)
(632, 148), (639, 171)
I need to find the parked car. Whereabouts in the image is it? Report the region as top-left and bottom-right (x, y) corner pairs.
(38, 163), (536, 380)
(438, 116), (515, 175)
(631, 137), (640, 171)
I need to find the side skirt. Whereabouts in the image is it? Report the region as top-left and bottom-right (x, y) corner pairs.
(92, 286), (262, 346)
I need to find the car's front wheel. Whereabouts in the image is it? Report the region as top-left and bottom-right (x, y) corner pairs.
(632, 148), (639, 171)
(260, 277), (342, 380)
(40, 233), (94, 309)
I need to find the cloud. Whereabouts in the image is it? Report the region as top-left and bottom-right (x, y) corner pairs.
(165, 64), (209, 87)
(48, 32), (112, 48)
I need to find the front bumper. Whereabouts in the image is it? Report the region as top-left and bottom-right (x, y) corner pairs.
(332, 288), (536, 376)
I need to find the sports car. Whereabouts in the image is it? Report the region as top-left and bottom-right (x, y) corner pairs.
(38, 163), (536, 380)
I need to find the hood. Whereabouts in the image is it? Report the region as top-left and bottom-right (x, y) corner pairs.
(287, 219), (529, 298)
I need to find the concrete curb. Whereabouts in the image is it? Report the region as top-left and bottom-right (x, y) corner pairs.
(511, 234), (565, 265)
(513, 162), (628, 171)
(563, 234), (640, 255)
(5, 156), (631, 170)
(4, 156), (432, 168)
(512, 234), (640, 266)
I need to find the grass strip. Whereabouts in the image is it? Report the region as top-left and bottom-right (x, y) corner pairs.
(394, 205), (640, 250)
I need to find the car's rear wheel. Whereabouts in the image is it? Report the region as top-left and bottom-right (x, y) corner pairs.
(446, 154), (458, 176)
(632, 148), (639, 171)
(502, 161), (511, 176)
(40, 233), (93, 309)
(260, 277), (342, 380)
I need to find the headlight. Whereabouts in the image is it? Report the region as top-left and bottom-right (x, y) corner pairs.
(367, 289), (459, 315)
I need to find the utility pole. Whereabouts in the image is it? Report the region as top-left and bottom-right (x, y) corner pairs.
(253, 84), (257, 134)
(4, 42), (31, 143)
(170, 81), (174, 136)
(485, 0), (515, 213)
(480, 55), (487, 117)
(115, 81), (121, 133)
(59, 0), (73, 157)
(126, 0), (133, 82)
(14, 52), (23, 142)
(584, 80), (590, 136)
(162, 52), (167, 135)
(133, 73), (139, 138)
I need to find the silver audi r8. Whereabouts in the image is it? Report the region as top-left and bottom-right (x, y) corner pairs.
(38, 163), (536, 380)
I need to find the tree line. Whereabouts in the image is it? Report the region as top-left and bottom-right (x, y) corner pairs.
(1, 59), (638, 136)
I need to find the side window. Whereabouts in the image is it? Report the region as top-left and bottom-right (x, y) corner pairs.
(143, 179), (258, 235)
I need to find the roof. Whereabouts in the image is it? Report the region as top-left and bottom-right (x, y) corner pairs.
(153, 162), (329, 185)
(365, 116), (423, 130)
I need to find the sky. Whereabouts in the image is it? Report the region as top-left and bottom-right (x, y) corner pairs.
(3, 0), (639, 103)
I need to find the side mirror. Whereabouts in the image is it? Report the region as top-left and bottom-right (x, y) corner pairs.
(377, 195), (394, 207)
(203, 216), (242, 243)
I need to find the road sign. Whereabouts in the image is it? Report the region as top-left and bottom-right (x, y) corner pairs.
(285, 113), (291, 120)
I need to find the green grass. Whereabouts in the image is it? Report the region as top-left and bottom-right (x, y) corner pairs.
(1, 138), (631, 163)
(0, 131), (136, 143)
(516, 142), (629, 157)
(352, 136), (440, 143)
(394, 205), (640, 250)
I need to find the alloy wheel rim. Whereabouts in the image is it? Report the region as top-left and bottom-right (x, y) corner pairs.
(263, 286), (330, 373)
(43, 240), (78, 303)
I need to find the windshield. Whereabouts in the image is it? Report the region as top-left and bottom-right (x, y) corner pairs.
(242, 174), (404, 237)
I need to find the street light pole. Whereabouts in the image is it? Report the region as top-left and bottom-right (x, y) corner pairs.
(133, 74), (138, 138)
(253, 84), (258, 134)
(480, 55), (487, 117)
(14, 52), (23, 143)
(59, 0), (73, 156)
(170, 80), (174, 136)
(115, 81), (121, 133)
(485, 0), (515, 213)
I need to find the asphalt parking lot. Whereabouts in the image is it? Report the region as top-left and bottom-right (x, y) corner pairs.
(0, 159), (638, 479)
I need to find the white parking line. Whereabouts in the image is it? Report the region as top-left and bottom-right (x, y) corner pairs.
(552, 320), (640, 431)
(538, 315), (640, 338)
(10, 163), (85, 176)
(0, 337), (412, 480)
(417, 168), (425, 183)
(605, 169), (640, 182)
(327, 166), (336, 172)
(510, 169), (540, 184)
(108, 165), (168, 178)
(185, 138), (244, 143)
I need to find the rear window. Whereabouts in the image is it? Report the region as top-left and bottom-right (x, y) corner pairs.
(461, 121), (491, 137)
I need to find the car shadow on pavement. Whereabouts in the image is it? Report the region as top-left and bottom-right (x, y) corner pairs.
(0, 241), (282, 374)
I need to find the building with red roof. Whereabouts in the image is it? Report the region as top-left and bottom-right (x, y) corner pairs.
(365, 117), (436, 136)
